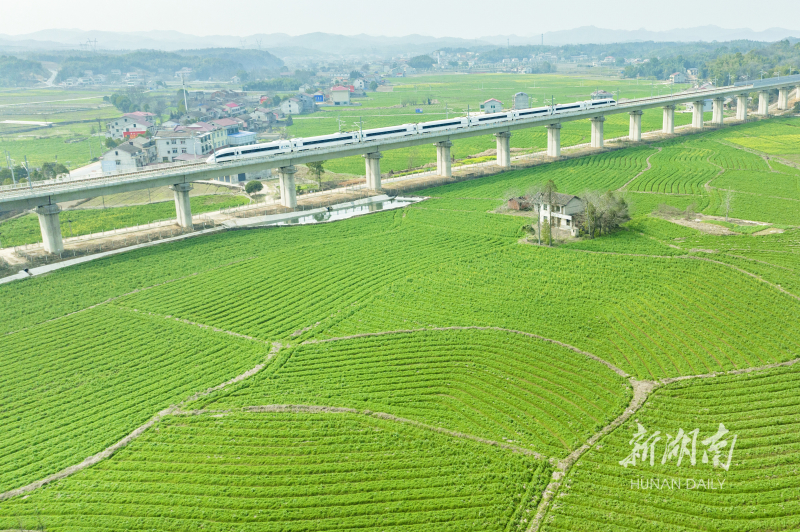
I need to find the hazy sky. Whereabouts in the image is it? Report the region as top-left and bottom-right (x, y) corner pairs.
(1, 0), (798, 37)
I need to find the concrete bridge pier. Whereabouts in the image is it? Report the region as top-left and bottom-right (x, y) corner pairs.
(278, 166), (297, 208)
(169, 183), (193, 229)
(712, 97), (725, 126)
(546, 124), (561, 157)
(494, 132), (511, 168)
(435, 140), (453, 177)
(736, 94), (748, 120)
(662, 105), (675, 134)
(758, 90), (770, 116)
(778, 87), (790, 110)
(590, 116), (605, 148)
(628, 110), (642, 141)
(691, 101), (705, 129)
(364, 152), (383, 190)
(35, 204), (64, 254)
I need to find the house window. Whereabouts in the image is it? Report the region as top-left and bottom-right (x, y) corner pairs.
(115, 160), (121, 165)
(182, 149), (186, 153)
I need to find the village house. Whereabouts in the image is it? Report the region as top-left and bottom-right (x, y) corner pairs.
(280, 97), (303, 115)
(523, 192), (586, 237)
(330, 86), (351, 105)
(209, 117), (240, 148)
(130, 136), (158, 164)
(222, 102), (246, 116)
(670, 72), (688, 84)
(100, 141), (148, 173)
(107, 112), (157, 139)
(480, 98), (503, 114)
(154, 130), (215, 163)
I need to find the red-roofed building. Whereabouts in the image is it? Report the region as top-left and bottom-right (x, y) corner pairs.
(331, 86), (350, 105)
(223, 102), (245, 116)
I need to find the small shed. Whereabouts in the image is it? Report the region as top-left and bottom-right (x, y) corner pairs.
(513, 92), (530, 110)
(591, 90), (615, 100)
(508, 196), (531, 210)
(480, 98), (503, 114)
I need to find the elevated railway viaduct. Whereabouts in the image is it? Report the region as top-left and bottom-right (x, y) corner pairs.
(2, 75), (799, 254)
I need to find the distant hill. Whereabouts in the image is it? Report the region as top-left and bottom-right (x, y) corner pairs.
(1, 27), (799, 60)
(54, 48), (283, 83)
(0, 55), (49, 87)
(480, 25), (800, 46)
(0, 30), (488, 58)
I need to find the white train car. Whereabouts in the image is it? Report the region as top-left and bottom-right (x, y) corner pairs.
(553, 101), (590, 115)
(513, 106), (552, 120)
(417, 117), (469, 134)
(360, 124), (418, 142)
(469, 111), (514, 126)
(588, 98), (617, 109)
(293, 132), (359, 152)
(206, 141), (292, 163)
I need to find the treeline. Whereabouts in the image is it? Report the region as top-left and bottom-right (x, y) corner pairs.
(624, 40), (800, 81)
(55, 48), (283, 82)
(0, 55), (49, 87)
(1, 162), (69, 185)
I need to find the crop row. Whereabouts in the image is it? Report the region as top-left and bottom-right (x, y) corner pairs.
(202, 329), (632, 458)
(0, 306), (267, 493)
(542, 364), (800, 532)
(111, 217), (514, 342)
(0, 413), (551, 532)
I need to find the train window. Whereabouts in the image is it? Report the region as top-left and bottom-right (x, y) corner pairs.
(304, 136), (352, 145)
(365, 128), (408, 137)
(216, 153), (234, 158)
(478, 115), (508, 121)
(422, 121), (462, 129)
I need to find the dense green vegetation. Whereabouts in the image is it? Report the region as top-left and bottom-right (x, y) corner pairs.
(542, 364), (800, 531)
(0, 55), (49, 87)
(622, 39), (800, 81)
(200, 329), (631, 458)
(0, 194), (248, 247)
(55, 48), (283, 83)
(1, 108), (799, 530)
(0, 413), (551, 531)
(0, 306), (268, 493)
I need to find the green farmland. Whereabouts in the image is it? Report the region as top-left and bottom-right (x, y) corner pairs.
(1, 101), (799, 530)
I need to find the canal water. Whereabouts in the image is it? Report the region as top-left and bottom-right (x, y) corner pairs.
(263, 197), (423, 227)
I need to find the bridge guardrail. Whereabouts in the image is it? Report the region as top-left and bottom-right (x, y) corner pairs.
(5, 79), (798, 205)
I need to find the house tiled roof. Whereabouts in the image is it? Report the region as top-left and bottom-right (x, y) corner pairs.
(125, 111), (156, 119)
(483, 98), (502, 104)
(114, 142), (143, 154)
(529, 192), (581, 206)
(225, 102), (239, 108)
(331, 85), (350, 91)
(210, 118), (238, 126)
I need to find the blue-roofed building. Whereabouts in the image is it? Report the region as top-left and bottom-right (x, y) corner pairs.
(227, 131), (257, 147)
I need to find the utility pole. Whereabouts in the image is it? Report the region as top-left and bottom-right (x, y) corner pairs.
(181, 74), (189, 115)
(24, 156), (32, 190)
(5, 153), (16, 184)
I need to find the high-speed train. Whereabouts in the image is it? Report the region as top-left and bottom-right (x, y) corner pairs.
(206, 98), (616, 163)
